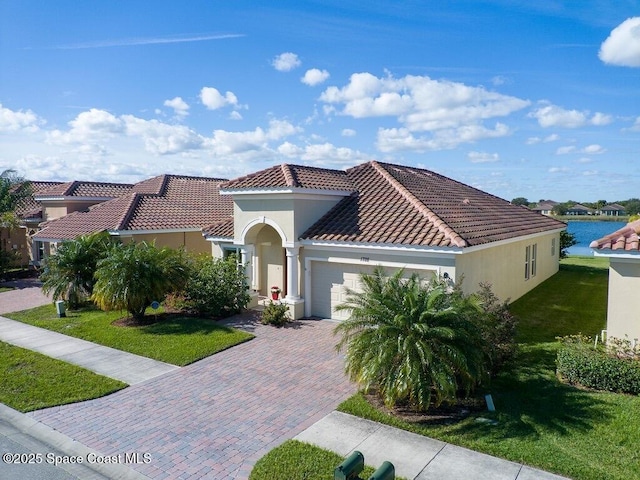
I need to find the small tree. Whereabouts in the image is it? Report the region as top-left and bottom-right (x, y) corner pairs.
(175, 254), (250, 318)
(511, 197), (530, 207)
(40, 232), (115, 308)
(335, 267), (487, 411)
(560, 230), (577, 259)
(92, 242), (189, 321)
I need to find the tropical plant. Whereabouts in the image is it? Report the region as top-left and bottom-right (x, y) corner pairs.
(40, 232), (115, 308)
(261, 300), (290, 327)
(559, 230), (577, 259)
(0, 169), (31, 217)
(172, 254), (250, 318)
(92, 241), (189, 321)
(334, 267), (487, 411)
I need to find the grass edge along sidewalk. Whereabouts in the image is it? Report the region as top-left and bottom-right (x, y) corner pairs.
(0, 340), (126, 412)
(4, 304), (254, 366)
(335, 257), (640, 480)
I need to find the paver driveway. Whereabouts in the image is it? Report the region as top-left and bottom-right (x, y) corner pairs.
(28, 312), (356, 480)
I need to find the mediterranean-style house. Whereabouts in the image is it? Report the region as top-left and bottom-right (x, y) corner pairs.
(590, 220), (640, 343)
(599, 203), (626, 217)
(566, 203), (594, 216)
(530, 200), (558, 216)
(203, 161), (566, 319)
(32, 175), (232, 257)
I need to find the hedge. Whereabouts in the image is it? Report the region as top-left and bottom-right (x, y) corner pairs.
(556, 336), (640, 395)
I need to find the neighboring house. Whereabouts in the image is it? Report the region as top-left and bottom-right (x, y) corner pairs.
(30, 180), (134, 263)
(590, 220), (640, 342)
(33, 175), (232, 257)
(566, 203), (594, 216)
(599, 203), (626, 217)
(1, 181), (62, 267)
(204, 161), (566, 320)
(531, 200), (558, 216)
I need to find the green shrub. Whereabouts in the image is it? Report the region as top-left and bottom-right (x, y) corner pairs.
(177, 255), (250, 318)
(557, 335), (640, 394)
(261, 301), (290, 327)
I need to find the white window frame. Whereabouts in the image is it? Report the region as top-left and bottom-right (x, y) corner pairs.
(525, 245), (531, 280)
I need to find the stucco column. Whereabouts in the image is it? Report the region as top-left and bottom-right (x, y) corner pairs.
(240, 245), (256, 291)
(285, 246), (300, 300)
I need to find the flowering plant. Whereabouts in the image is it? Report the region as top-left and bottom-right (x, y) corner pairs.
(270, 286), (281, 293)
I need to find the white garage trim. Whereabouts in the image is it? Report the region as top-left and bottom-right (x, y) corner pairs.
(304, 256), (441, 318)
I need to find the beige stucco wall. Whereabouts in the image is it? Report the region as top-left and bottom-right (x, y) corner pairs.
(127, 231), (210, 254)
(233, 194), (345, 245)
(255, 225), (285, 296)
(43, 205), (69, 221)
(455, 231), (560, 302)
(606, 258), (640, 342)
(0, 227), (30, 266)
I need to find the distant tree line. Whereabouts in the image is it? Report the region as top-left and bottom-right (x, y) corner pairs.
(510, 197), (640, 216)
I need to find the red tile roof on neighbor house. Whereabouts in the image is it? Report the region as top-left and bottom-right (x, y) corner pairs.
(221, 163), (354, 191)
(35, 180), (133, 199)
(589, 220), (640, 252)
(301, 161), (566, 248)
(14, 181), (63, 220)
(33, 175), (232, 241)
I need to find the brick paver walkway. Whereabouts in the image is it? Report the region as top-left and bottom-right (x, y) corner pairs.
(28, 312), (355, 479)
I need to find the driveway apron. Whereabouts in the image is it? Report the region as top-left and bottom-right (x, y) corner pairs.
(27, 314), (356, 480)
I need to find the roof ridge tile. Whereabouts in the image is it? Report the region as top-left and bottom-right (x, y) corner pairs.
(370, 161), (468, 247)
(280, 164), (297, 187)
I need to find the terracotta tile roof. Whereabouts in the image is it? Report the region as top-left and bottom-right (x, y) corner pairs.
(589, 220), (640, 252)
(302, 161), (566, 248)
(202, 217), (235, 239)
(221, 164), (354, 191)
(35, 180), (133, 199)
(601, 203), (626, 212)
(14, 181), (63, 220)
(33, 175), (232, 241)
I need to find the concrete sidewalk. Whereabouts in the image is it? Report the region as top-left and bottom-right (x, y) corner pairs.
(0, 316), (179, 384)
(295, 411), (570, 480)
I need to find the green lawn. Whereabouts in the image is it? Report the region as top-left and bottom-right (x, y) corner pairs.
(338, 256), (640, 480)
(0, 341), (126, 412)
(249, 440), (407, 480)
(0, 286), (14, 292)
(5, 304), (254, 366)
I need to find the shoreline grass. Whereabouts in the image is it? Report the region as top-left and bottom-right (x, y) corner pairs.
(5, 304), (254, 366)
(0, 341), (126, 412)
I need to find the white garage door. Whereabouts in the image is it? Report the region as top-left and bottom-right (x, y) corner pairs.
(310, 262), (374, 320)
(309, 261), (439, 320)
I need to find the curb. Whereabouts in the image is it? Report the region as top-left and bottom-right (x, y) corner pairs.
(0, 403), (150, 480)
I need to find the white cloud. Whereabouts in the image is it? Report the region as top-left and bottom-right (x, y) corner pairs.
(205, 119), (301, 155)
(163, 97), (189, 118)
(301, 68), (330, 86)
(526, 137), (541, 145)
(544, 133), (560, 142)
(341, 128), (356, 137)
(583, 170), (599, 176)
(491, 75), (509, 86)
(277, 141), (368, 166)
(272, 52), (301, 72)
(577, 157), (594, 164)
(582, 144), (606, 154)
(122, 116), (203, 155)
(0, 104), (43, 133)
(229, 111), (243, 120)
(549, 166), (570, 173)
(200, 87), (239, 110)
(377, 123), (510, 153)
(468, 151), (499, 163)
(47, 109), (123, 146)
(529, 102), (612, 128)
(320, 73), (529, 130)
(599, 17), (640, 67)
(629, 117), (640, 131)
(556, 146), (576, 155)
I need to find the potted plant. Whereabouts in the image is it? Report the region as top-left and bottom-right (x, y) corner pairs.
(270, 285), (281, 300)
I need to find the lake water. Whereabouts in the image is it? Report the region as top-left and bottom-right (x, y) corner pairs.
(565, 220), (626, 256)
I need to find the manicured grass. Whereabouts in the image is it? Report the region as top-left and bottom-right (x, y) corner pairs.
(510, 256), (609, 343)
(5, 304), (254, 366)
(0, 341), (126, 412)
(0, 286), (13, 292)
(339, 256), (640, 480)
(249, 440), (407, 480)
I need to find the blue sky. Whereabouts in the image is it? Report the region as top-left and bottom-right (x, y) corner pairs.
(1, 1), (639, 203)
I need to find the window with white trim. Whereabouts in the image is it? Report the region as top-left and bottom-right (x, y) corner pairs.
(551, 237), (556, 257)
(525, 243), (537, 280)
(531, 244), (537, 277)
(525, 245), (530, 280)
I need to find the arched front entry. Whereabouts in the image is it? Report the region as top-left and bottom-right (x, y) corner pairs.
(252, 224), (286, 297)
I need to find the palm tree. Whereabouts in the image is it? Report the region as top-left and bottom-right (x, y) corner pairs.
(92, 241), (189, 321)
(40, 232), (115, 308)
(334, 267), (486, 411)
